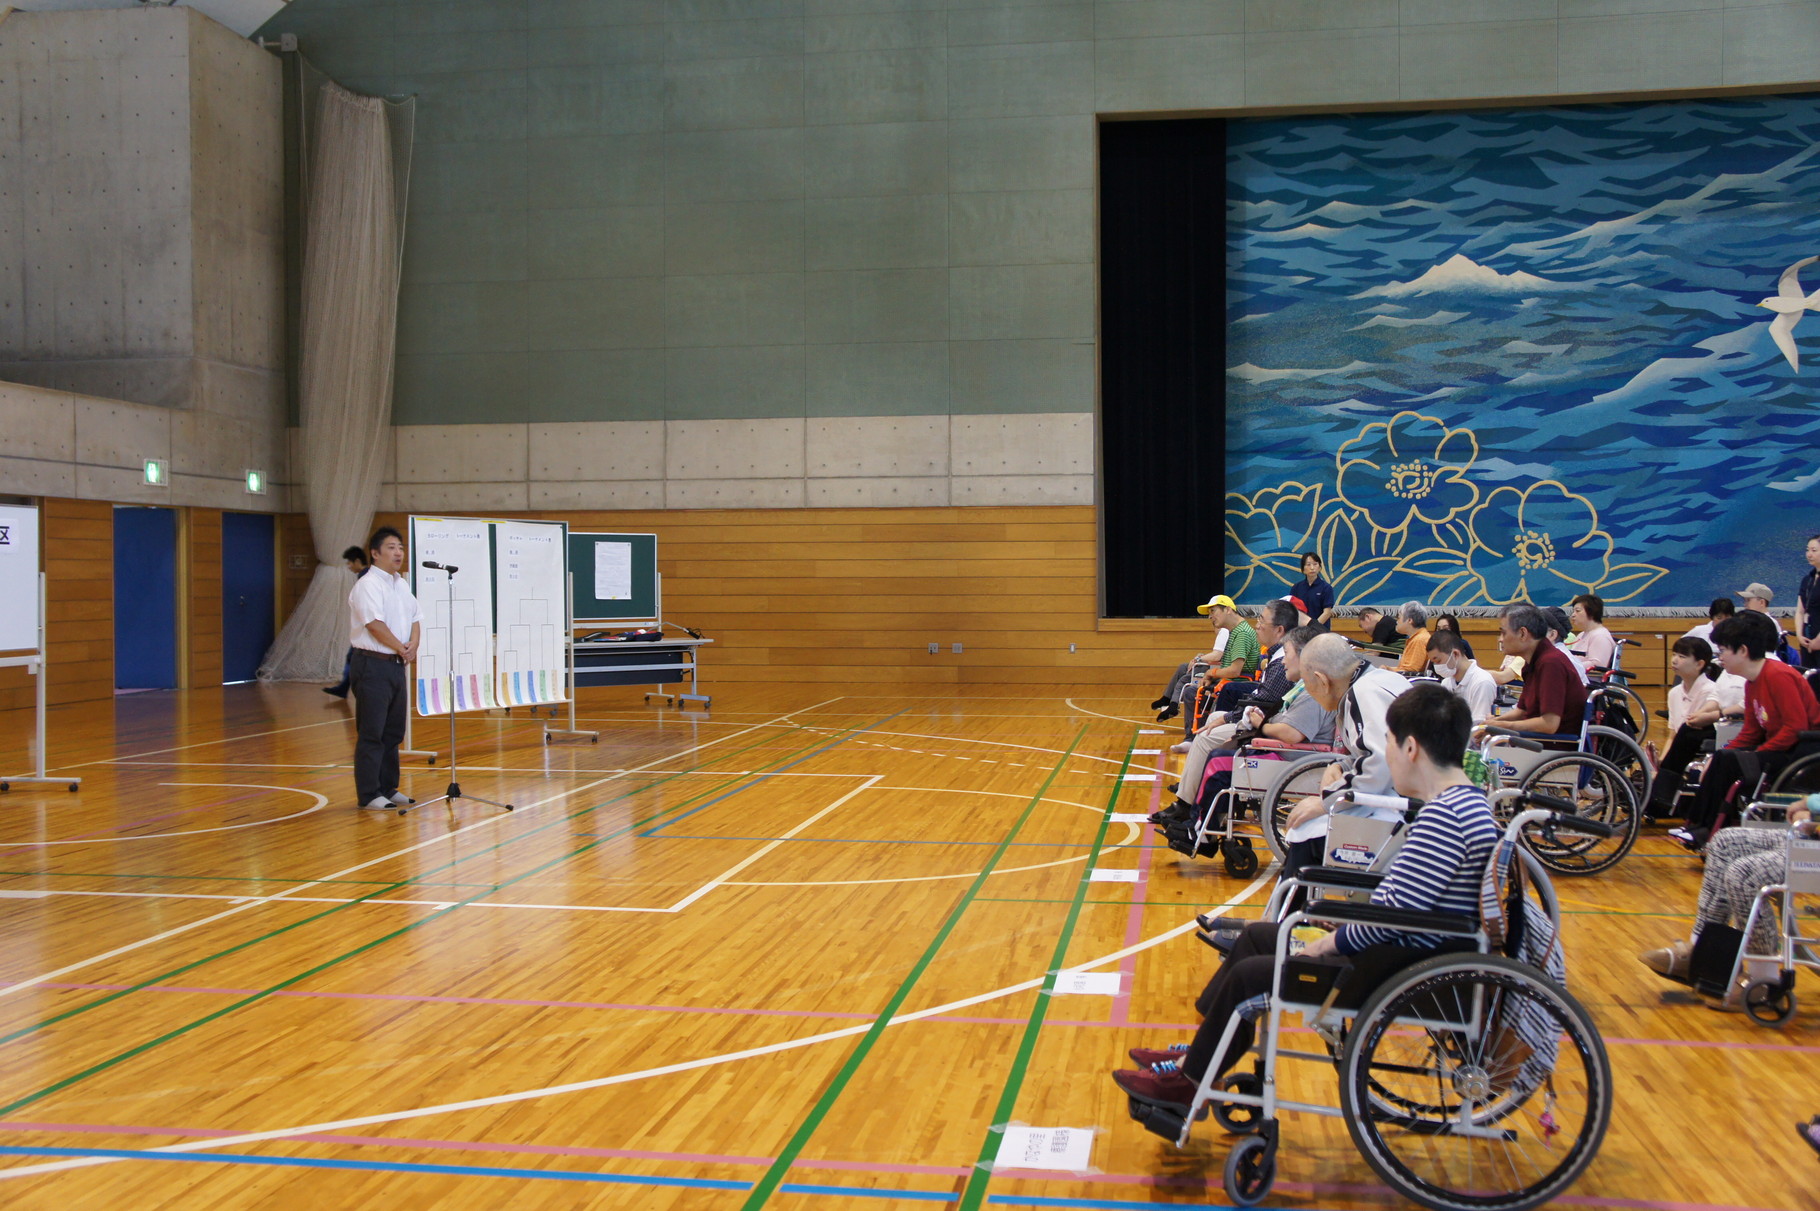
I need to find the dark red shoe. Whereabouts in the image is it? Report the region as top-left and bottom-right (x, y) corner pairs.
(1127, 1045), (1190, 1069)
(1111, 1065), (1198, 1111)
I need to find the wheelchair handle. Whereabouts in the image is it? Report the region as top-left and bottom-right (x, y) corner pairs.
(1350, 791), (1420, 814)
(1508, 802), (1618, 839)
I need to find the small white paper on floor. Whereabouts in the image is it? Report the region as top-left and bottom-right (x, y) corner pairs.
(1052, 970), (1122, 997)
(1133, 748), (1162, 755)
(1120, 773), (1156, 781)
(994, 1125), (1096, 1173)
(1109, 812), (1151, 824)
(1138, 728), (1164, 734)
(1089, 867), (1140, 883)
(0, 890), (49, 899)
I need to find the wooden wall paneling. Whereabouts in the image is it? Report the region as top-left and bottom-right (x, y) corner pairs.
(278, 513), (315, 627)
(186, 509), (223, 688)
(45, 498), (114, 706)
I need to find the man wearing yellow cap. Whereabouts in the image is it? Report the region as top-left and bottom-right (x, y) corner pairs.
(1197, 595), (1261, 685)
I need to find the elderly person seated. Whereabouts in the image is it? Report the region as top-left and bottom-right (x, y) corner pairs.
(1153, 601), (1298, 822)
(1393, 602), (1432, 674)
(1568, 594), (1617, 669)
(1276, 632), (1411, 876)
(1112, 684), (1501, 1111)
(1640, 798), (1816, 1009)
(1485, 603), (1588, 738)
(1672, 612), (1820, 850)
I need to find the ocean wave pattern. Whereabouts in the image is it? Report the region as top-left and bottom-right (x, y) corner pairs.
(1226, 96), (1820, 610)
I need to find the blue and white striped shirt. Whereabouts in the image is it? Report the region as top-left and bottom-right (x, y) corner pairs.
(1334, 783), (1501, 955)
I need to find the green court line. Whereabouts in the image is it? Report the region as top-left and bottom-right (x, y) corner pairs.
(974, 898), (1133, 906)
(737, 724), (1092, 1211)
(956, 732), (1135, 1211)
(0, 718), (868, 1065)
(0, 714), (909, 1119)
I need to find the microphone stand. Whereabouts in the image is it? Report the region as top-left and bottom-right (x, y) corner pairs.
(407, 563), (513, 818)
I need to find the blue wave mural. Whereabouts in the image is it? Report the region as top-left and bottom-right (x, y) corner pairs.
(1225, 97), (1820, 610)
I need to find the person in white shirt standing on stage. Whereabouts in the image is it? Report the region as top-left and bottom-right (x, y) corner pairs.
(348, 526), (421, 811)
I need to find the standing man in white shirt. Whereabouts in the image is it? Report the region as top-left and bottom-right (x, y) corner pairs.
(348, 526), (421, 811)
(1427, 629), (1497, 723)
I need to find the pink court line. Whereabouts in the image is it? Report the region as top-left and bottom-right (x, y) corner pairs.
(0, 1121), (1794, 1211)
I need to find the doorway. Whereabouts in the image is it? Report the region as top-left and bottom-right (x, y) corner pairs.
(114, 506), (179, 690)
(221, 512), (276, 684)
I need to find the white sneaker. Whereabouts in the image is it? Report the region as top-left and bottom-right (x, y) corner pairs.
(361, 796), (393, 811)
(387, 791), (415, 805)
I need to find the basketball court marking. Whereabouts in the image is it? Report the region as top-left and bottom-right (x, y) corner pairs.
(0, 700), (846, 1003)
(0, 784), (327, 846)
(0, 864), (1272, 1184)
(1064, 698), (1155, 725)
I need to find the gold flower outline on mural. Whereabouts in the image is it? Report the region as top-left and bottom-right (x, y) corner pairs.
(1225, 482), (1408, 603)
(1334, 410), (1480, 534)
(1462, 480), (1667, 605)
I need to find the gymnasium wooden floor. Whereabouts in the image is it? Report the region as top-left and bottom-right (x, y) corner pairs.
(0, 683), (1812, 1209)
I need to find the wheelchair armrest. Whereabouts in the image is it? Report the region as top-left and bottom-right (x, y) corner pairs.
(1248, 739), (1340, 753)
(1596, 667), (1636, 682)
(1299, 865), (1385, 891)
(1309, 902), (1482, 937)
(1800, 731), (1820, 746)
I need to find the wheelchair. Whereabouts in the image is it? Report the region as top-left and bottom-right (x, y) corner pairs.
(1721, 792), (1820, 1027)
(1476, 716), (1644, 876)
(1129, 790), (1615, 1211)
(1180, 741), (1348, 878)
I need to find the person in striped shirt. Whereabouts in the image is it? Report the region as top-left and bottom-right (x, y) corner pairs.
(1112, 683), (1502, 1112)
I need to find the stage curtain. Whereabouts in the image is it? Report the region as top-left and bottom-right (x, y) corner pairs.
(1099, 118), (1227, 617)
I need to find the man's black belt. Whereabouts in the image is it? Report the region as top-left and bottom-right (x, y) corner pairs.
(353, 649), (405, 664)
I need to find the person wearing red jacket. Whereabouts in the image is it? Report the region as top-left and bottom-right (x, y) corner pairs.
(1673, 611), (1820, 850)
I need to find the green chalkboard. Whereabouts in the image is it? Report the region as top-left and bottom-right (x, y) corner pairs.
(569, 532), (658, 622)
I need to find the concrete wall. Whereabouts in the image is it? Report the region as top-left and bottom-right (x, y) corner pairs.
(252, 0), (1820, 509)
(0, 6), (286, 509)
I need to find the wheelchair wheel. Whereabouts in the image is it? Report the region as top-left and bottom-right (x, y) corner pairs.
(1339, 953), (1610, 1211)
(1212, 1071), (1263, 1134)
(1223, 837), (1260, 879)
(1260, 754), (1340, 858)
(1222, 1134), (1276, 1206)
(1744, 980), (1798, 1027)
(1586, 724), (1652, 820)
(1516, 753), (1639, 875)
(1769, 751), (1820, 797)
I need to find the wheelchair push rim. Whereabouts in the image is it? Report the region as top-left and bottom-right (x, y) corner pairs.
(1339, 953), (1612, 1211)
(1511, 753), (1640, 876)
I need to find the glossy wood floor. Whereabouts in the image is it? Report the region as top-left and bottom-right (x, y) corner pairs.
(0, 682), (1812, 1210)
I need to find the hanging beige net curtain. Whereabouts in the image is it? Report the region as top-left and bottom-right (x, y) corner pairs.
(261, 69), (414, 682)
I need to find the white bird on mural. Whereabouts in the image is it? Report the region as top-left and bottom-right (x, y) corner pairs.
(1758, 255), (1820, 372)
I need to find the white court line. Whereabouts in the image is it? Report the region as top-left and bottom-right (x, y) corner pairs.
(50, 717), (356, 773)
(0, 889), (674, 914)
(0, 785), (326, 847)
(0, 865), (1277, 1182)
(665, 774), (883, 912)
(1062, 698), (1153, 726)
(0, 699), (845, 1003)
(797, 726), (1132, 768)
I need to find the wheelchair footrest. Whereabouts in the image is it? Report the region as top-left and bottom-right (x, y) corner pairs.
(1127, 1096), (1189, 1142)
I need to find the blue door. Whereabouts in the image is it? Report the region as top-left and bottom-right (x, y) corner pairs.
(114, 506), (178, 690)
(221, 512), (276, 684)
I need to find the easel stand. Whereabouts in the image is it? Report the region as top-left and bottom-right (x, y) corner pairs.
(545, 574), (598, 746)
(406, 567), (511, 818)
(0, 575), (81, 793)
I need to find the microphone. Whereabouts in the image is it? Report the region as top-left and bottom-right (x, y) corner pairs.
(422, 560), (459, 572)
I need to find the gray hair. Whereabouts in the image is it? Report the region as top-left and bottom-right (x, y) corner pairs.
(1283, 623), (1323, 653)
(1260, 598), (1298, 631)
(1300, 632), (1363, 681)
(1399, 601), (1428, 628)
(1500, 602), (1547, 641)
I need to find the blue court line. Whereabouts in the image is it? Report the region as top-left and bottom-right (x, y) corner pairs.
(636, 710), (909, 837)
(0, 1146), (955, 1201)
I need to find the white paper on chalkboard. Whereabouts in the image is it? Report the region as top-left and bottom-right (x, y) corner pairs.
(594, 541), (633, 600)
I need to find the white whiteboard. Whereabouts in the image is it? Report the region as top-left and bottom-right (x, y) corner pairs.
(410, 517), (498, 715)
(0, 505), (40, 652)
(494, 520), (567, 707)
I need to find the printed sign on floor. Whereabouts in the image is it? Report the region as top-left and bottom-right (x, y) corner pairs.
(1109, 812), (1151, 824)
(993, 1126), (1095, 1173)
(1051, 970), (1121, 997)
(1088, 867), (1140, 883)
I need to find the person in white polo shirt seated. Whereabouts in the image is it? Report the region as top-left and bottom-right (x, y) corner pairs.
(1427, 628), (1497, 724)
(348, 526), (422, 812)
